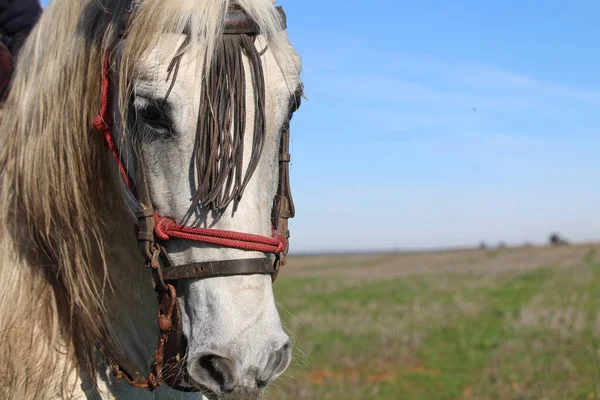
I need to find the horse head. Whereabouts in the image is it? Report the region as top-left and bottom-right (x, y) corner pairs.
(0, 0), (302, 399)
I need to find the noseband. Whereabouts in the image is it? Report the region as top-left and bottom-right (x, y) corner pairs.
(93, 6), (300, 392)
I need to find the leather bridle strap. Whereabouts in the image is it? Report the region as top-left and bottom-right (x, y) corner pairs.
(160, 258), (273, 281)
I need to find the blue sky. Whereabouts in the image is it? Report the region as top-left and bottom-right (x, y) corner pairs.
(41, 1), (600, 252)
(277, 0), (600, 252)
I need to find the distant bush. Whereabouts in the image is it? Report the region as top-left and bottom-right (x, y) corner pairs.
(549, 232), (569, 246)
(478, 241), (487, 250)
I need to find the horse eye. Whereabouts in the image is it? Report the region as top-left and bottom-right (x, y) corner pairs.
(133, 98), (173, 135)
(139, 104), (168, 126)
(289, 90), (302, 114)
(139, 104), (162, 123)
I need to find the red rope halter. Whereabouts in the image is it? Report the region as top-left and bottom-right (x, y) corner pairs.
(93, 55), (287, 255)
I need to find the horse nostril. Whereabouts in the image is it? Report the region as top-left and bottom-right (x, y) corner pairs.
(196, 353), (238, 392)
(258, 339), (292, 387)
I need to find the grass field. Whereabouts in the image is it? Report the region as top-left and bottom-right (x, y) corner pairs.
(266, 242), (600, 400)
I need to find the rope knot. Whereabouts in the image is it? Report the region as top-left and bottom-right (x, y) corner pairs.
(155, 216), (176, 241)
(93, 114), (108, 132)
(272, 229), (288, 254)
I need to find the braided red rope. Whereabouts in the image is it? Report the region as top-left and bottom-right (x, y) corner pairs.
(155, 216), (287, 254)
(93, 55), (136, 192)
(93, 55), (287, 255)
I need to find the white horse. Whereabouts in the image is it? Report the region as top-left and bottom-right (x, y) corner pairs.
(0, 0), (302, 399)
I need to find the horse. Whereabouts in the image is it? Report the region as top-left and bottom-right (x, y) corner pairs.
(0, 0), (303, 399)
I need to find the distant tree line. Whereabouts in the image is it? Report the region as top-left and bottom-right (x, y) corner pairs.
(477, 232), (570, 250)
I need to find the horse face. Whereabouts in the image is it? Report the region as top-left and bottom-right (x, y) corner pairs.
(114, 31), (301, 397)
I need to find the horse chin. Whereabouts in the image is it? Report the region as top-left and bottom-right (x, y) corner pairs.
(188, 381), (263, 400)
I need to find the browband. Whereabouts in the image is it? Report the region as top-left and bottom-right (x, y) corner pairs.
(223, 6), (287, 34)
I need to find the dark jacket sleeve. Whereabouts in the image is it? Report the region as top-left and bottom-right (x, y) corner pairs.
(0, 40), (12, 102)
(0, 0), (42, 37)
(0, 0), (41, 103)
(0, 0), (42, 56)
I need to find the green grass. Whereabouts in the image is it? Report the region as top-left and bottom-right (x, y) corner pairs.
(266, 244), (600, 400)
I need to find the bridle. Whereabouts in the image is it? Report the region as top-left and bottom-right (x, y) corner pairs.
(92, 6), (300, 392)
